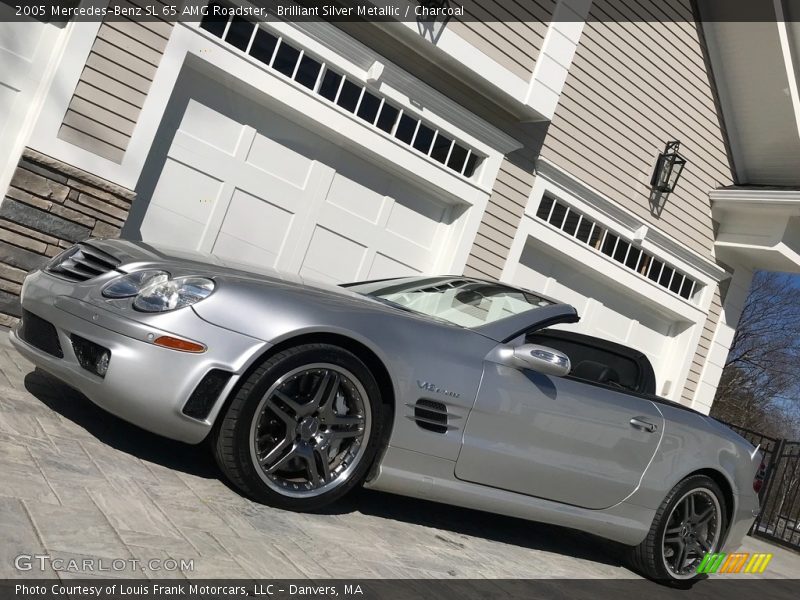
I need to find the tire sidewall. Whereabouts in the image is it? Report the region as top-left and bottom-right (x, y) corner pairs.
(229, 344), (385, 510)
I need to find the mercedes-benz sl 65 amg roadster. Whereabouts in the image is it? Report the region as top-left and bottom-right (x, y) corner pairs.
(10, 238), (763, 582)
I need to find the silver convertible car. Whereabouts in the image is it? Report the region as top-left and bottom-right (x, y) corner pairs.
(11, 239), (763, 582)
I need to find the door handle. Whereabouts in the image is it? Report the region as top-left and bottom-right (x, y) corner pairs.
(630, 417), (658, 433)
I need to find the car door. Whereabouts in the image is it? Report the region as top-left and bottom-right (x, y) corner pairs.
(455, 327), (664, 510)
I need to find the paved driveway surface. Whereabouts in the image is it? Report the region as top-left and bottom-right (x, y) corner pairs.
(0, 331), (797, 581)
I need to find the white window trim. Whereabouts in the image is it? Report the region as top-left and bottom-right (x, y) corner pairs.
(535, 159), (729, 296)
(500, 170), (716, 403)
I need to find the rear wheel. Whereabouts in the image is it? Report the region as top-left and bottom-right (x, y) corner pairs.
(212, 344), (385, 511)
(628, 475), (726, 583)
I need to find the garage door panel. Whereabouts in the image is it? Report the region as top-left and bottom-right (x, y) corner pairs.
(384, 196), (448, 251)
(300, 226), (367, 283)
(368, 253), (420, 279)
(147, 159), (224, 228)
(324, 172), (387, 225)
(314, 200), (444, 274)
(178, 99), (244, 156)
(212, 188), (294, 269)
(213, 233), (283, 270)
(140, 204), (207, 249)
(245, 130), (315, 189)
(587, 303), (633, 345)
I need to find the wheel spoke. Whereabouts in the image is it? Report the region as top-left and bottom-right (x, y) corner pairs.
(295, 442), (321, 487)
(265, 442), (300, 474)
(686, 494), (696, 520)
(259, 435), (292, 466)
(314, 444), (332, 483)
(329, 427), (362, 441)
(664, 533), (683, 544)
(673, 540), (689, 572)
(696, 506), (714, 525)
(330, 413), (363, 427)
(264, 397), (296, 428)
(310, 371), (337, 412)
(273, 389), (311, 418)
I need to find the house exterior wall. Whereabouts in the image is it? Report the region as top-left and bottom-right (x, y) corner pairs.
(0, 2), (740, 411)
(538, 0), (733, 257)
(451, 0), (554, 79)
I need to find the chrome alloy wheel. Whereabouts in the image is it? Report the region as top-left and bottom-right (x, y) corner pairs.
(662, 488), (722, 579)
(249, 364), (371, 498)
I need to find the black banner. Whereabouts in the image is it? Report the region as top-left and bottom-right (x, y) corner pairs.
(3, 579), (800, 600)
(0, 0), (798, 23)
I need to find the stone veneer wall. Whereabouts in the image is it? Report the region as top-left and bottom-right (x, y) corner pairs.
(0, 148), (135, 325)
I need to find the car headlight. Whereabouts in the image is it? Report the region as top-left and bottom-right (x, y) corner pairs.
(133, 276), (216, 312)
(102, 270), (169, 298)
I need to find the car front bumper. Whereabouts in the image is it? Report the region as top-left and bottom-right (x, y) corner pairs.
(10, 270), (268, 444)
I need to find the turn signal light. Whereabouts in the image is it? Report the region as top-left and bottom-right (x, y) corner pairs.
(153, 335), (206, 353)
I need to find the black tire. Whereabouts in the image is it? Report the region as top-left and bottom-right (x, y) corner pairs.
(211, 343), (386, 511)
(627, 474), (727, 584)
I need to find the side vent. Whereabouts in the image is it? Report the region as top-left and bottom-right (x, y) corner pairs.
(409, 399), (451, 434)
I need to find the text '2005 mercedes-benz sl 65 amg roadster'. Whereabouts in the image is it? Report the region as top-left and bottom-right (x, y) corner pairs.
(10, 238), (764, 582)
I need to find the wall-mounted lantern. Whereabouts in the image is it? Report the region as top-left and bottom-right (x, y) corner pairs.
(650, 141), (687, 194)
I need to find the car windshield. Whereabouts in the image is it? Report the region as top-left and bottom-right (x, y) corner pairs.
(345, 277), (553, 328)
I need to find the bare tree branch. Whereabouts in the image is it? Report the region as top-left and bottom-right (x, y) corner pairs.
(710, 271), (800, 438)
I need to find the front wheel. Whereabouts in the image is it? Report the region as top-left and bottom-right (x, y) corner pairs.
(212, 344), (386, 511)
(628, 474), (727, 583)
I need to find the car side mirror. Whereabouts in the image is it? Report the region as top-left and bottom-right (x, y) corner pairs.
(511, 344), (571, 377)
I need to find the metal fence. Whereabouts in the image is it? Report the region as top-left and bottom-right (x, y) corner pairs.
(722, 421), (800, 551)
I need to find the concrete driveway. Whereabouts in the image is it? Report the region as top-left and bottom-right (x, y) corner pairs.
(1, 331), (797, 581)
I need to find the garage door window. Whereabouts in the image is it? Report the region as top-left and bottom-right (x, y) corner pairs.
(200, 3), (483, 177)
(536, 195), (701, 303)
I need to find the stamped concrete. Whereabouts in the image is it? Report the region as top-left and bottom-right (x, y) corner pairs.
(0, 331), (798, 581)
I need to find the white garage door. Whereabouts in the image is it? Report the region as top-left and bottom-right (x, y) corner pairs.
(511, 239), (689, 396)
(138, 68), (459, 284)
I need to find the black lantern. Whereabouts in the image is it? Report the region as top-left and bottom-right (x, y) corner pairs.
(650, 141), (687, 194)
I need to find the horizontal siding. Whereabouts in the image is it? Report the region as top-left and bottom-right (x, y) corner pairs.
(540, 0), (733, 257)
(464, 159), (532, 278)
(449, 0), (554, 79)
(681, 286), (723, 404)
(57, 2), (173, 163)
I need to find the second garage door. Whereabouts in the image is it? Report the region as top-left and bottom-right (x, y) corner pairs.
(135, 67), (461, 284)
(510, 237), (691, 397)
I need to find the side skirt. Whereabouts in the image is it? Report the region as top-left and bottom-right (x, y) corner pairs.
(365, 445), (654, 547)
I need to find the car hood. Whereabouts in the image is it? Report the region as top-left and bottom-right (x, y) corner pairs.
(90, 238), (380, 304)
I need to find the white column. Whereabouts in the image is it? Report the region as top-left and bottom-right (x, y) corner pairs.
(691, 264), (754, 414)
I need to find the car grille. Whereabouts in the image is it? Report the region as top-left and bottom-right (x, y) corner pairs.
(409, 399), (452, 434)
(18, 310), (63, 358)
(46, 241), (121, 282)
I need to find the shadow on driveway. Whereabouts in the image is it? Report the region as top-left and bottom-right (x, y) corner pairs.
(25, 367), (627, 570)
(24, 368), (218, 479)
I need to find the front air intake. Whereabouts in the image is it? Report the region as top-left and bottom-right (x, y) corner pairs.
(410, 399), (450, 434)
(182, 370), (232, 420)
(47, 241), (120, 282)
